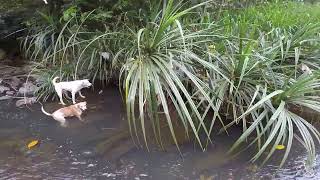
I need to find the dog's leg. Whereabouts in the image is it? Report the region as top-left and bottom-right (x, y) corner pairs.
(63, 91), (72, 100)
(71, 90), (77, 104)
(60, 121), (68, 127)
(53, 116), (67, 127)
(76, 114), (84, 122)
(56, 88), (66, 105)
(79, 91), (85, 98)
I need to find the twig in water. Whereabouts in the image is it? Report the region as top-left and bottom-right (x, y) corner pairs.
(101, 128), (116, 130)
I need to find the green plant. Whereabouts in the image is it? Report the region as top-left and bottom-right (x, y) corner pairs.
(112, 0), (218, 150)
(204, 21), (320, 167)
(229, 73), (320, 167)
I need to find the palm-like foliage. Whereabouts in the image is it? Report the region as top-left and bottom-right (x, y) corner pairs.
(229, 73), (320, 167)
(212, 23), (320, 167)
(113, 0), (218, 150)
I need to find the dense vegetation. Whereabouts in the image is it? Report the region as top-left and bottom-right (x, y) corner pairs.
(22, 0), (320, 167)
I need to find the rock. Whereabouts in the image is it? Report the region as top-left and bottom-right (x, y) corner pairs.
(15, 97), (37, 108)
(0, 48), (6, 60)
(9, 77), (20, 89)
(34, 75), (45, 85)
(0, 66), (15, 77)
(0, 132), (33, 157)
(0, 96), (12, 100)
(246, 164), (259, 173)
(6, 91), (14, 96)
(18, 82), (38, 96)
(0, 85), (10, 93)
(0, 139), (24, 155)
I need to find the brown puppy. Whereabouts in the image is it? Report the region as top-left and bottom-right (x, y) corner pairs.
(41, 102), (87, 127)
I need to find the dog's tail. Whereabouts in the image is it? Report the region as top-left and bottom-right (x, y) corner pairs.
(52, 77), (59, 85)
(41, 106), (52, 116)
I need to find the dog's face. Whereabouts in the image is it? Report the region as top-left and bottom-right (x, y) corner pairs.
(82, 79), (92, 88)
(77, 102), (87, 111)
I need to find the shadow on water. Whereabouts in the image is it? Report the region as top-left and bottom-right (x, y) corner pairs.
(0, 86), (319, 180)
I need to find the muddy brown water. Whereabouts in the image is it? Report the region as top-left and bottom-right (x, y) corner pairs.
(0, 86), (319, 180)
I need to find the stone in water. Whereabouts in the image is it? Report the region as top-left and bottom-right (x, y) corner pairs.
(0, 85), (10, 93)
(0, 49), (6, 60)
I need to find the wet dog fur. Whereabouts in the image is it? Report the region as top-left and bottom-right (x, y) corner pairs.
(41, 102), (87, 127)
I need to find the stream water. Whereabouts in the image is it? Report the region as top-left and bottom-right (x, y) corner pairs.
(0, 86), (319, 180)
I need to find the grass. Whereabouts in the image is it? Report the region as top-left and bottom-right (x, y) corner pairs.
(239, 1), (320, 30)
(22, 0), (320, 168)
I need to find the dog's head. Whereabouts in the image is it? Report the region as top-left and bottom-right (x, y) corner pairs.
(77, 101), (87, 111)
(82, 79), (92, 88)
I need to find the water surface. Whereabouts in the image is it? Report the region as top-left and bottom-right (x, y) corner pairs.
(0, 87), (319, 180)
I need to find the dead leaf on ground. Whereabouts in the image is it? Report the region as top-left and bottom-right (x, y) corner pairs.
(27, 140), (39, 149)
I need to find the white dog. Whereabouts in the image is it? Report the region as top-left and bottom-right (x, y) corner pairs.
(52, 77), (92, 105)
(41, 102), (87, 127)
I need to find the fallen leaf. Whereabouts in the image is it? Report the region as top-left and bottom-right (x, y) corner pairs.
(276, 145), (285, 150)
(27, 140), (39, 149)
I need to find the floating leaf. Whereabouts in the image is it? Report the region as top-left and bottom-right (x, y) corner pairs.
(27, 140), (39, 149)
(276, 145), (285, 150)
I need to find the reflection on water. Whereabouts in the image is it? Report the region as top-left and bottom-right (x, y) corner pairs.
(0, 87), (319, 180)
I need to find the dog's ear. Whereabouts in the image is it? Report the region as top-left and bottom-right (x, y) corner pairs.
(82, 80), (92, 86)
